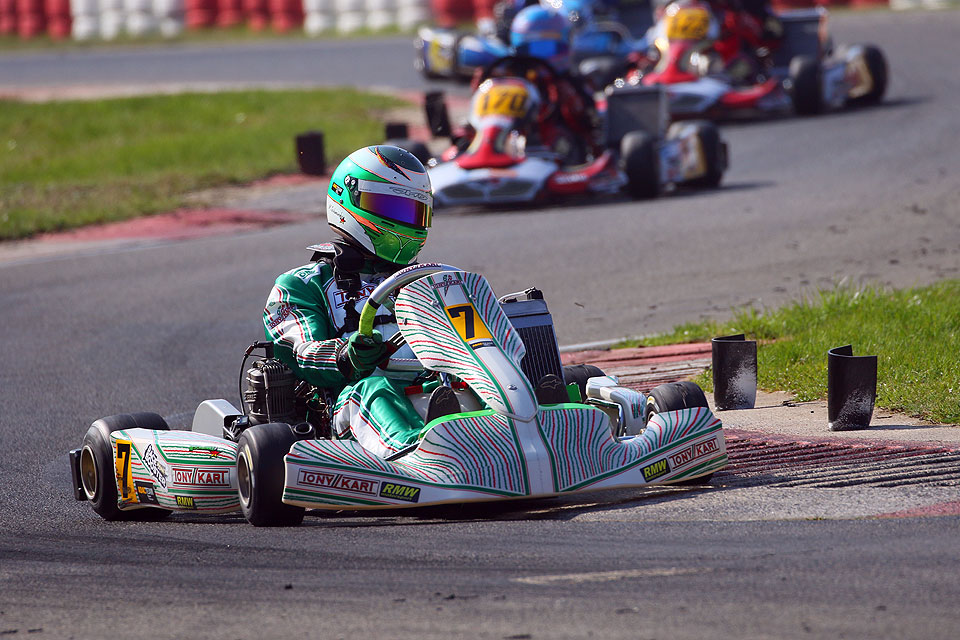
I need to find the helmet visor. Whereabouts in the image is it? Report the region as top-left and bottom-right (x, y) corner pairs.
(356, 191), (433, 229)
(519, 39), (564, 60)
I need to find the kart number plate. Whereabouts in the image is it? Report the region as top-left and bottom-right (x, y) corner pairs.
(445, 303), (493, 346)
(428, 39), (454, 73)
(473, 85), (531, 119)
(666, 7), (710, 41)
(115, 439), (135, 502)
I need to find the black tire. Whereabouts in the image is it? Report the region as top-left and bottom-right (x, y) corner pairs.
(79, 413), (172, 521)
(384, 138), (431, 166)
(562, 364), (606, 401)
(237, 423), (305, 527)
(643, 382), (713, 484)
(643, 381), (709, 426)
(789, 55), (822, 116)
(848, 44), (887, 107)
(620, 130), (659, 199)
(686, 120), (725, 189)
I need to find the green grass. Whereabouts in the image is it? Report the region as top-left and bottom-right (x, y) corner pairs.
(0, 24), (408, 52)
(617, 281), (960, 424)
(0, 88), (404, 239)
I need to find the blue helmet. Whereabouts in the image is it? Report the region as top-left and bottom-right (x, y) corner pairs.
(538, 0), (596, 27)
(510, 5), (572, 71)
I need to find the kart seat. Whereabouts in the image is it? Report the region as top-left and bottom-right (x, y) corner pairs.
(535, 374), (569, 405)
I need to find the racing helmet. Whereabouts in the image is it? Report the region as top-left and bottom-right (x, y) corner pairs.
(538, 0), (594, 29)
(326, 145), (433, 266)
(510, 5), (572, 72)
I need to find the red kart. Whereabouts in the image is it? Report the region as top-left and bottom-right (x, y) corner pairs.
(390, 55), (728, 206)
(626, 0), (887, 118)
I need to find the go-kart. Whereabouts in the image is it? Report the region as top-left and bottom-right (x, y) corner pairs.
(627, 0), (887, 118)
(414, 0), (655, 89)
(398, 55), (727, 206)
(69, 261), (727, 526)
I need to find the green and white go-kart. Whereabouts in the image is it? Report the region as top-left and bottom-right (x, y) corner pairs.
(70, 263), (726, 526)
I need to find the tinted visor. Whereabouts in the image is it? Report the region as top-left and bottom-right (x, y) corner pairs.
(356, 191), (432, 229)
(518, 40), (564, 60)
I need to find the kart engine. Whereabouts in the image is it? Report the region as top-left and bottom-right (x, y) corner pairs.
(243, 345), (296, 426)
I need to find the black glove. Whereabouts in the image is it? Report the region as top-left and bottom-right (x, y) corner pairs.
(337, 331), (387, 380)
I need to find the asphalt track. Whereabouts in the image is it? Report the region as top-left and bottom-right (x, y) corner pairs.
(1, 10), (959, 639)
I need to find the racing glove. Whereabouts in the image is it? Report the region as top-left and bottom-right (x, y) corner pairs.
(337, 331), (388, 381)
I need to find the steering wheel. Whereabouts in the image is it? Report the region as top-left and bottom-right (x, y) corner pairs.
(358, 263), (462, 372)
(478, 55), (563, 121)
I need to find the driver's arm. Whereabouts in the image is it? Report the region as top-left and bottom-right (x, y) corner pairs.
(263, 270), (348, 389)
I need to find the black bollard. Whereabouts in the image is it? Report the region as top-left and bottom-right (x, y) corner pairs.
(711, 334), (757, 410)
(827, 345), (878, 431)
(384, 122), (409, 140)
(424, 90), (452, 139)
(295, 131), (326, 176)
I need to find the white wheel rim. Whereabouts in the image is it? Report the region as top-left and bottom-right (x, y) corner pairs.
(237, 445), (254, 508)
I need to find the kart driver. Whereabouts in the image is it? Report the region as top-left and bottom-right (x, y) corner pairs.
(506, 4), (602, 161)
(262, 145), (459, 459)
(708, 0), (784, 70)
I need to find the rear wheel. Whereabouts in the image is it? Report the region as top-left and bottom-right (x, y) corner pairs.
(237, 423), (305, 527)
(620, 130), (659, 199)
(80, 413), (172, 521)
(848, 44), (887, 106)
(789, 55), (822, 116)
(562, 364), (606, 402)
(643, 382), (713, 484)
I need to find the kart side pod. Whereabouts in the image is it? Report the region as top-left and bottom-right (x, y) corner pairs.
(70, 413), (242, 519)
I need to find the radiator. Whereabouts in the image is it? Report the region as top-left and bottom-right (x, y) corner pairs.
(500, 288), (563, 386)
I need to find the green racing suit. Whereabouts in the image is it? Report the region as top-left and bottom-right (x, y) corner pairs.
(262, 252), (425, 457)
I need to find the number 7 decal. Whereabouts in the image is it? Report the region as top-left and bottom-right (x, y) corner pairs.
(446, 303), (493, 343)
(115, 440), (134, 500)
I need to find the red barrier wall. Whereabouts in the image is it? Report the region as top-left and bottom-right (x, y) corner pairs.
(244, 0), (269, 30)
(44, 0), (70, 39)
(16, 0), (45, 38)
(431, 0), (475, 28)
(0, 0), (18, 36)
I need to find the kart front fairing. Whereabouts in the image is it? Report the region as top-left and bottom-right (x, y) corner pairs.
(430, 154), (565, 206)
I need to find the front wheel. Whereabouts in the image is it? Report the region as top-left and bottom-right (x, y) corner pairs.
(643, 382), (713, 485)
(237, 423), (305, 527)
(848, 44), (887, 107)
(620, 130), (659, 199)
(79, 413), (172, 521)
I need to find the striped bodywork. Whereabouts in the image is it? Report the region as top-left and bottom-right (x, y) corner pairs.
(396, 271), (535, 418)
(538, 406), (727, 492)
(284, 411), (528, 507)
(282, 405), (726, 509)
(111, 429), (240, 514)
